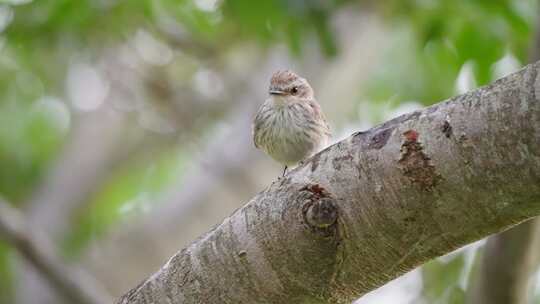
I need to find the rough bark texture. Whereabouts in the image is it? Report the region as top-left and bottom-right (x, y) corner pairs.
(118, 62), (540, 304)
(467, 14), (540, 304)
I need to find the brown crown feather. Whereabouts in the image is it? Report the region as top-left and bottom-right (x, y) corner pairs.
(270, 70), (300, 88)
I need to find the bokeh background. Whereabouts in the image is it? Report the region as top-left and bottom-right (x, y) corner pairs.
(0, 0), (538, 303)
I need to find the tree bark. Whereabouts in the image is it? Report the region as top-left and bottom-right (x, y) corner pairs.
(466, 9), (540, 304)
(118, 61), (540, 304)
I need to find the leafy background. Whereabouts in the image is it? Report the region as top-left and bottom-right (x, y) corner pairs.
(0, 0), (538, 303)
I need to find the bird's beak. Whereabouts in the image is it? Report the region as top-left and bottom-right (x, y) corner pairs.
(269, 90), (285, 96)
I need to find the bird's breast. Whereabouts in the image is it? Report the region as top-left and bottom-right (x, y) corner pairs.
(257, 102), (326, 165)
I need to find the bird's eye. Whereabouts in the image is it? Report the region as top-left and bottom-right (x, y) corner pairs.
(291, 87), (298, 94)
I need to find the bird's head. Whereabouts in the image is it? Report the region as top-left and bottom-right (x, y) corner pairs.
(268, 70), (314, 102)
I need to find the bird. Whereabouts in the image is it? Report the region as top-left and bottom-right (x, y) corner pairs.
(252, 70), (331, 176)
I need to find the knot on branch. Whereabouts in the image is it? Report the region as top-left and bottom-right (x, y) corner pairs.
(299, 184), (338, 229)
(306, 198), (338, 228)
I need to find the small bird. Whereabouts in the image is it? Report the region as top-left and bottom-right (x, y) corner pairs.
(253, 70), (331, 176)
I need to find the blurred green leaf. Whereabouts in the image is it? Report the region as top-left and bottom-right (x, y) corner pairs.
(0, 242), (13, 303)
(364, 29), (460, 105)
(0, 101), (64, 202)
(0, 0), (537, 300)
(222, 0), (341, 57)
(442, 286), (466, 304)
(364, 0), (535, 110)
(310, 9), (337, 57)
(422, 254), (466, 302)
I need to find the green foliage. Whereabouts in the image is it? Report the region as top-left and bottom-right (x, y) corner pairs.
(0, 242), (13, 303)
(442, 286), (466, 304)
(0, 0), (538, 302)
(0, 101), (64, 202)
(0, 0), (347, 265)
(365, 0), (536, 105)
(222, 0), (341, 56)
(364, 28), (461, 105)
(421, 253), (467, 303)
(6, 1), (153, 45)
(0, 0), (349, 238)
(154, 0), (218, 40)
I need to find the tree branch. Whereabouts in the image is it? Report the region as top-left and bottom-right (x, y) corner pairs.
(466, 10), (540, 304)
(0, 199), (112, 304)
(118, 61), (540, 303)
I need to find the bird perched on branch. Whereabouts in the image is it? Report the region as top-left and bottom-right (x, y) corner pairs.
(253, 70), (331, 176)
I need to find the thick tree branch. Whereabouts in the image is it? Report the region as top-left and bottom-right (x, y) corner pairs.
(467, 12), (540, 304)
(118, 62), (540, 303)
(0, 199), (112, 304)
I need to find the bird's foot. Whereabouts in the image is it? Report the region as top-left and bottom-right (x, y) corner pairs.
(281, 165), (288, 177)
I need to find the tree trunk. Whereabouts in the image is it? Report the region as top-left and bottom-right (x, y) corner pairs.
(118, 61), (540, 304)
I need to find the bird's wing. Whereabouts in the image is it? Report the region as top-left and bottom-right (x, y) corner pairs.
(309, 99), (331, 137)
(252, 105), (266, 149)
(252, 121), (260, 149)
